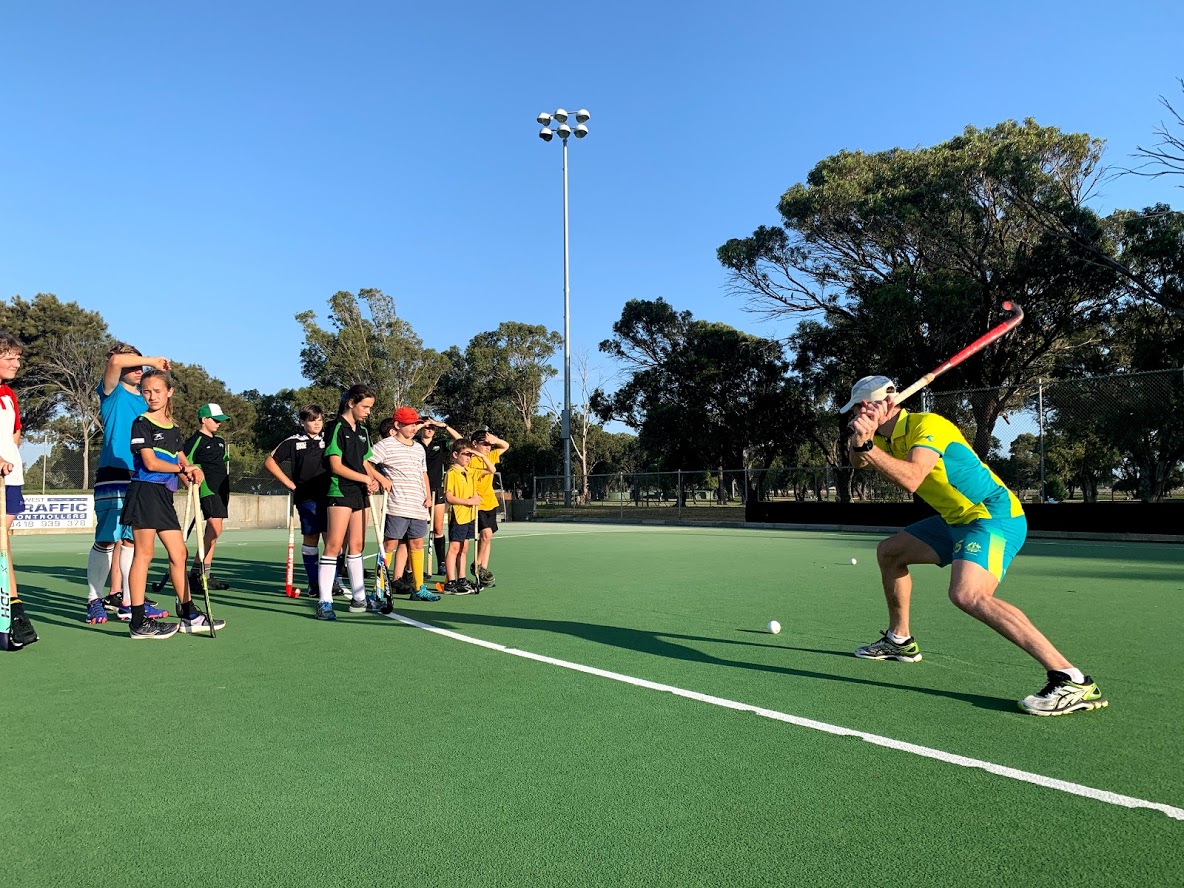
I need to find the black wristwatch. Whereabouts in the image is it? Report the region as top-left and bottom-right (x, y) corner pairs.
(853, 439), (875, 452)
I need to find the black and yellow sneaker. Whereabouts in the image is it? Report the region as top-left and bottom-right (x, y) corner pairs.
(854, 631), (922, 663)
(1019, 671), (1108, 716)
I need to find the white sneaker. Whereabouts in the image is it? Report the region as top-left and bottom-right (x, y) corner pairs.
(1019, 671), (1108, 716)
(179, 612), (226, 634)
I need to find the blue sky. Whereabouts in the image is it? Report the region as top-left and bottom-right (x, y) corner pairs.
(3, 1), (1182, 405)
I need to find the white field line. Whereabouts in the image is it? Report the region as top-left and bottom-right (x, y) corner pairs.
(385, 609), (1184, 822)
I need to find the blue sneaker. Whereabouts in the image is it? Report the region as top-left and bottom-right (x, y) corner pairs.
(410, 585), (440, 602)
(85, 598), (109, 624)
(116, 601), (170, 622)
(104, 593), (160, 613)
(315, 601), (336, 621)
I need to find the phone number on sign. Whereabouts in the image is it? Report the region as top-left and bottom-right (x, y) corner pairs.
(13, 496), (94, 529)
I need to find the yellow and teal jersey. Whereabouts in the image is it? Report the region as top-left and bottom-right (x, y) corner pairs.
(873, 409), (1023, 525)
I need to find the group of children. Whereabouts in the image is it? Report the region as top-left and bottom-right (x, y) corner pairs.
(1, 334), (509, 651)
(263, 385), (510, 619)
(83, 345), (233, 639)
(1, 339), (230, 647)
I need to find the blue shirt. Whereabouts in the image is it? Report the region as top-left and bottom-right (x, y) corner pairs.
(98, 381), (148, 472)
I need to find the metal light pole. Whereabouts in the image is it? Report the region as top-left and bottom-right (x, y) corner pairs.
(537, 108), (590, 507)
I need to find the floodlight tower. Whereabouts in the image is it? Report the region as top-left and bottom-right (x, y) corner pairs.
(536, 108), (590, 508)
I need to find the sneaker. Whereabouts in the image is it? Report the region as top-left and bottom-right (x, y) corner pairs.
(332, 581), (349, 598)
(102, 593), (123, 613)
(1018, 671), (1109, 716)
(365, 595), (382, 613)
(117, 601), (171, 622)
(454, 579), (476, 596)
(10, 613), (39, 646)
(106, 593), (158, 612)
(129, 617), (179, 640)
(189, 570), (229, 592)
(440, 580), (460, 595)
(477, 566), (495, 585)
(348, 598), (368, 613)
(315, 601), (336, 621)
(179, 612), (226, 634)
(410, 585), (441, 602)
(854, 631), (922, 663)
(86, 598), (109, 624)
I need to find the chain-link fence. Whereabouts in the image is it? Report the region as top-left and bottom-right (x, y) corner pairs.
(534, 466), (913, 522)
(925, 368), (1184, 503)
(532, 369), (1184, 519)
(20, 444), (95, 493)
(534, 469), (752, 523)
(19, 443), (290, 496)
(20, 369), (1184, 508)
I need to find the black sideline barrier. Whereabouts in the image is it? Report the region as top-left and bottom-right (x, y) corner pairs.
(746, 501), (1182, 537)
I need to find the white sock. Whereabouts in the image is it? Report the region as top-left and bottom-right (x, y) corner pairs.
(887, 630), (911, 644)
(119, 545), (134, 605)
(1058, 667), (1086, 684)
(346, 554), (365, 600)
(86, 544), (113, 601)
(317, 557), (337, 604)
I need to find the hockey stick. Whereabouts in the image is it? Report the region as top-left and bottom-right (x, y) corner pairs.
(435, 502), (447, 592)
(369, 493), (396, 613)
(190, 482), (216, 638)
(424, 501), (435, 580)
(153, 490), (195, 594)
(282, 492), (298, 597)
(469, 504), (483, 594)
(0, 477), (11, 650)
(895, 301), (1025, 403)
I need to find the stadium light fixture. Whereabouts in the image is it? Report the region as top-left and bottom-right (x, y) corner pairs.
(535, 107), (592, 507)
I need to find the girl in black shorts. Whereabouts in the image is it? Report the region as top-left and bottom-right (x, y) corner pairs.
(121, 368), (224, 639)
(316, 384), (390, 620)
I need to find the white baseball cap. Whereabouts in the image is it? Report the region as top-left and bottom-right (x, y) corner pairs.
(840, 376), (897, 413)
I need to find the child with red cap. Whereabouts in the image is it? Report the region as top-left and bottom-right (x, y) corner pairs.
(369, 406), (439, 602)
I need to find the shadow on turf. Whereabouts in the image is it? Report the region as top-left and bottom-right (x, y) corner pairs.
(15, 558), (410, 633)
(415, 609), (1019, 713)
(11, 566), (132, 639)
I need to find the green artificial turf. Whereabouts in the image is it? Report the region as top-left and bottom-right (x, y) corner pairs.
(2, 525), (1181, 886)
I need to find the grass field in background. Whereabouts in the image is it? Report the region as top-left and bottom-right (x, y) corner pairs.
(2, 524), (1181, 887)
